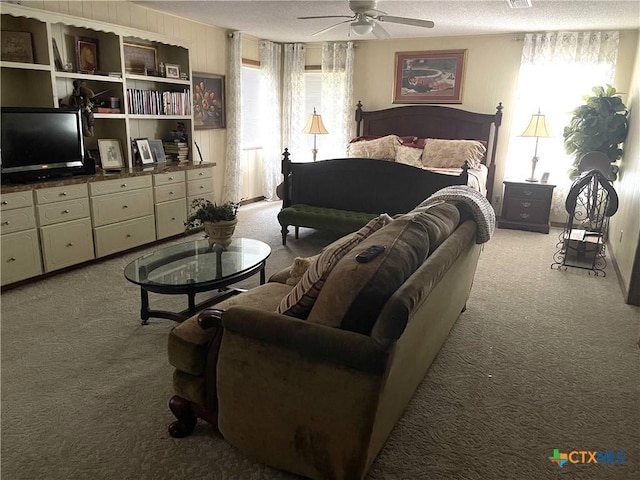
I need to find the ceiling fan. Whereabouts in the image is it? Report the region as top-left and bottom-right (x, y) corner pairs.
(298, 0), (435, 38)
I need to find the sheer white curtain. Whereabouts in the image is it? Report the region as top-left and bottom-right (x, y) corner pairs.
(259, 40), (282, 201)
(282, 44), (306, 161)
(222, 31), (242, 203)
(321, 42), (355, 159)
(506, 31), (619, 217)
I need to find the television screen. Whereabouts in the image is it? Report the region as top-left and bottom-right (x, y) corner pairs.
(1, 107), (86, 181)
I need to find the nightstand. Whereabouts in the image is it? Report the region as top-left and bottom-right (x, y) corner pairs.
(498, 180), (556, 233)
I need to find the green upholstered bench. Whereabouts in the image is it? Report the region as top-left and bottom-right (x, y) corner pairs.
(278, 204), (377, 242)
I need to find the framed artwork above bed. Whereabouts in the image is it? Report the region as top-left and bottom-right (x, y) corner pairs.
(393, 50), (466, 104)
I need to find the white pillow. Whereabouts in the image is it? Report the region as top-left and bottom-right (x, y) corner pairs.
(395, 145), (423, 168)
(347, 135), (401, 160)
(421, 139), (486, 169)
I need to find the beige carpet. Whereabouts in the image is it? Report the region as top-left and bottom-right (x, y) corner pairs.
(1, 200), (638, 479)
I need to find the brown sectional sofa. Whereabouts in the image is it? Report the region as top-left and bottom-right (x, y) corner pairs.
(167, 201), (484, 479)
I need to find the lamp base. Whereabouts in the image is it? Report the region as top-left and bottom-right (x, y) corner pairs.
(525, 177), (539, 183)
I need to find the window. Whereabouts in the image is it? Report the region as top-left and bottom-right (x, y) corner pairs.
(302, 71), (324, 159)
(241, 65), (263, 149)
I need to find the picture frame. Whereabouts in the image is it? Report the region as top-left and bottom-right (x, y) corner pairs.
(541, 172), (550, 184)
(1, 31), (34, 63)
(52, 38), (64, 71)
(75, 36), (99, 73)
(193, 72), (226, 129)
(148, 139), (167, 163)
(98, 139), (124, 170)
(135, 138), (155, 165)
(393, 50), (467, 104)
(123, 42), (157, 74)
(165, 63), (180, 79)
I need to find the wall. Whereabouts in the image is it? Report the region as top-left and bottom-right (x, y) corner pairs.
(609, 30), (640, 303)
(20, 0), (229, 202)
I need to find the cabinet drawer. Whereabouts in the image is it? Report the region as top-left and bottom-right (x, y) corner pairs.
(93, 215), (156, 258)
(37, 197), (90, 226)
(156, 198), (187, 239)
(40, 218), (95, 272)
(34, 183), (88, 204)
(187, 177), (214, 197)
(154, 171), (185, 186)
(155, 182), (186, 203)
(186, 167), (214, 181)
(1, 206), (37, 234)
(1, 191), (34, 211)
(1, 229), (42, 286)
(505, 199), (548, 224)
(89, 175), (152, 196)
(91, 189), (153, 227)
(506, 184), (552, 200)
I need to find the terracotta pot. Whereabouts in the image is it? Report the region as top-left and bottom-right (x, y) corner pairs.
(203, 218), (238, 248)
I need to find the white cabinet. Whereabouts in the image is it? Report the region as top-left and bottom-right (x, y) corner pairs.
(35, 184), (94, 272)
(89, 177), (156, 257)
(154, 171), (186, 239)
(186, 167), (215, 209)
(1, 191), (42, 285)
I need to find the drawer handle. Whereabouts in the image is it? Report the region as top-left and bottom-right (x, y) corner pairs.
(171, 217), (176, 221)
(8, 257), (16, 262)
(523, 190), (533, 196)
(519, 213), (530, 219)
(67, 242), (74, 247)
(169, 191), (174, 195)
(169, 176), (174, 180)
(199, 185), (204, 189)
(63, 209), (70, 214)
(60, 192), (68, 196)
(121, 183), (127, 188)
(123, 205), (129, 209)
(1, 201), (8, 205)
(126, 234), (132, 238)
(520, 202), (531, 208)
(3, 221), (9, 225)
(199, 172), (204, 176)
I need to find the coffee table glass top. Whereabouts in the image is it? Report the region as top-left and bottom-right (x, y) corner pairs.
(124, 237), (271, 288)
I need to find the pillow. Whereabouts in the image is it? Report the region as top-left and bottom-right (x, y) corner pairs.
(307, 212), (433, 335)
(395, 145), (423, 168)
(421, 139), (486, 169)
(285, 256), (316, 286)
(347, 135), (401, 160)
(276, 214), (392, 318)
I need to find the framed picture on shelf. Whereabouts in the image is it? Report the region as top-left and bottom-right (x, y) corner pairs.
(123, 42), (157, 74)
(75, 36), (99, 73)
(393, 49), (466, 104)
(52, 38), (64, 71)
(165, 63), (180, 79)
(98, 139), (124, 170)
(135, 138), (155, 165)
(1, 31), (34, 63)
(148, 139), (167, 163)
(193, 72), (225, 129)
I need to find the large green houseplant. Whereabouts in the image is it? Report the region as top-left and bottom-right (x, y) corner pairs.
(563, 84), (629, 180)
(185, 198), (241, 247)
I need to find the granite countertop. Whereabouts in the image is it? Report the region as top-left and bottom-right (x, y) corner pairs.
(1, 162), (217, 193)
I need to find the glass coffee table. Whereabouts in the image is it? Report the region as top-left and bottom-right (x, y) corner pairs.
(124, 237), (271, 324)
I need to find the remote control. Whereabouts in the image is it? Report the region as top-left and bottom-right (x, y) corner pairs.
(356, 245), (386, 263)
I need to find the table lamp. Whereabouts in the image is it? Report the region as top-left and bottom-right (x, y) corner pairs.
(520, 108), (551, 182)
(302, 107), (328, 162)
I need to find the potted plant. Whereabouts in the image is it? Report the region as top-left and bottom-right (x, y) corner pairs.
(185, 198), (241, 247)
(563, 84), (629, 180)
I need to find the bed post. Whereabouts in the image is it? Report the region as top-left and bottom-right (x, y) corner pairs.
(355, 101), (364, 137)
(281, 148), (292, 208)
(485, 102), (504, 202)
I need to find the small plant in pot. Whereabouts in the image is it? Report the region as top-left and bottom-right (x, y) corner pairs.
(563, 84), (629, 181)
(185, 198), (241, 248)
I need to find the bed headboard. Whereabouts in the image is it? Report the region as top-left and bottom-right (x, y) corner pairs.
(355, 102), (503, 199)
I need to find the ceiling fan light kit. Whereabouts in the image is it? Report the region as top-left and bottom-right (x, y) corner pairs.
(351, 14), (374, 35)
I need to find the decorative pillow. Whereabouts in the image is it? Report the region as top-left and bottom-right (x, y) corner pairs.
(421, 139), (486, 169)
(395, 145), (423, 168)
(307, 212), (432, 335)
(347, 135), (401, 160)
(285, 256), (317, 286)
(276, 215), (392, 318)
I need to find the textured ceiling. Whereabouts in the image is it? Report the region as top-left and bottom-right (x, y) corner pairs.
(134, 0), (640, 43)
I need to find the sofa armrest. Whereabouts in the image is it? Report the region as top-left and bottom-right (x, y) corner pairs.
(222, 306), (389, 375)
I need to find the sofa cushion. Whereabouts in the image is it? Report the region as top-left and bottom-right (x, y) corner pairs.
(347, 135), (401, 160)
(421, 139), (486, 169)
(307, 212), (432, 335)
(412, 201), (461, 253)
(277, 215), (391, 319)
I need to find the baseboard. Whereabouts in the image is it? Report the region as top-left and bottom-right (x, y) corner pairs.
(240, 196), (265, 205)
(607, 239), (631, 303)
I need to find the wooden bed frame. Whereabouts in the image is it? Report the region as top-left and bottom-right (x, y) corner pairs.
(355, 102), (503, 200)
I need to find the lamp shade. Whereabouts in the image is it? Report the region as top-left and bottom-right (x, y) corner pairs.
(302, 108), (329, 135)
(520, 111), (551, 138)
(351, 19), (373, 35)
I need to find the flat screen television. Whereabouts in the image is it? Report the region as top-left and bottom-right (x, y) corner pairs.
(1, 106), (93, 183)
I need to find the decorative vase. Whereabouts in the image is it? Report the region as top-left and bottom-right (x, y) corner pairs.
(203, 218), (238, 248)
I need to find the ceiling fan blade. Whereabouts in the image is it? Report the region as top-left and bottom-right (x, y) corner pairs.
(298, 15), (354, 20)
(378, 15), (435, 28)
(372, 22), (390, 39)
(312, 19), (352, 37)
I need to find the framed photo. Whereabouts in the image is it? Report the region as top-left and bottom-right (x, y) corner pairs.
(393, 50), (466, 104)
(165, 63), (180, 79)
(123, 42), (157, 74)
(1, 31), (34, 63)
(135, 138), (155, 165)
(52, 38), (64, 71)
(98, 139), (124, 170)
(75, 36), (99, 73)
(541, 172), (550, 184)
(193, 72), (225, 129)
(148, 139), (167, 163)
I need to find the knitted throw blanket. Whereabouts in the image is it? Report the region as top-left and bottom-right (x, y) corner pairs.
(418, 186), (495, 243)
